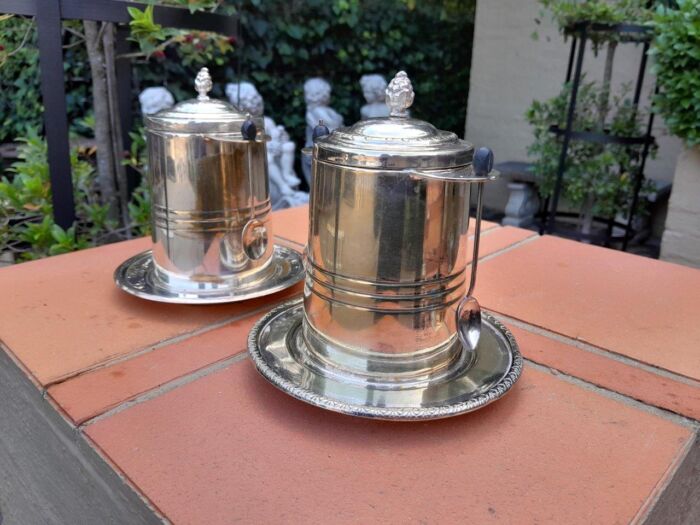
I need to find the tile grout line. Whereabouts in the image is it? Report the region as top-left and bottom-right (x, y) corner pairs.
(76, 341), (699, 431)
(79, 352), (250, 429)
(42, 294), (301, 392)
(524, 359), (700, 428)
(493, 311), (700, 389)
(478, 232), (539, 263)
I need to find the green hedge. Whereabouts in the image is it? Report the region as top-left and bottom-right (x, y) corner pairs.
(0, 1), (474, 147)
(233, 0), (475, 145)
(650, 0), (700, 147)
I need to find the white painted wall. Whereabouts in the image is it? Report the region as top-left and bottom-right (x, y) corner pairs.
(465, 0), (683, 212)
(660, 146), (700, 268)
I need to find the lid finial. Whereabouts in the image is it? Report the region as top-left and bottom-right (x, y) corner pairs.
(385, 71), (414, 118)
(195, 67), (213, 101)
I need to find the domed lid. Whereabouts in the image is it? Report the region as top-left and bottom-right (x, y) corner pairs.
(314, 71), (473, 170)
(145, 67), (263, 135)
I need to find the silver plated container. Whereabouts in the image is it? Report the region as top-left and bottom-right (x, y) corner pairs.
(248, 71), (521, 419)
(305, 71), (494, 384)
(115, 67), (304, 303)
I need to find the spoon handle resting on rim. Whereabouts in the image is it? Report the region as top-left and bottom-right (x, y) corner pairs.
(456, 146), (494, 353)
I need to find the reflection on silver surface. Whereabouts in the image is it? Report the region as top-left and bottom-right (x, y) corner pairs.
(248, 72), (520, 419)
(248, 299), (522, 420)
(129, 66), (301, 302)
(303, 71), (493, 382)
(114, 245), (303, 305)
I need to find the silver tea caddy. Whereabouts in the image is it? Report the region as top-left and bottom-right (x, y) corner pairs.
(304, 71), (495, 382)
(248, 71), (522, 420)
(114, 67), (304, 303)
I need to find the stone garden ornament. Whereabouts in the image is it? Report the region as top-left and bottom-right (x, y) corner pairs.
(302, 77), (344, 184)
(225, 82), (308, 210)
(138, 87), (175, 116)
(359, 74), (390, 119)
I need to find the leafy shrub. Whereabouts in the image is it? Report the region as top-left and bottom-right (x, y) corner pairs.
(0, 16), (43, 144)
(650, 0), (700, 146)
(128, 1), (473, 140)
(0, 129), (149, 260)
(0, 17), (92, 143)
(0, 1), (474, 260)
(526, 80), (655, 218)
(233, 0), (474, 145)
(534, 0), (654, 48)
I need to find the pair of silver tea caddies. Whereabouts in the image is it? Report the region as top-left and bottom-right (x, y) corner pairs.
(115, 68), (522, 421)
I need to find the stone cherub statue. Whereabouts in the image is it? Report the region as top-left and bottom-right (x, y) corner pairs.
(139, 87), (175, 116)
(302, 77), (344, 184)
(225, 81), (307, 210)
(360, 74), (390, 119)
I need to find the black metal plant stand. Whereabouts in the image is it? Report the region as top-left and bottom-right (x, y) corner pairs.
(540, 21), (656, 251)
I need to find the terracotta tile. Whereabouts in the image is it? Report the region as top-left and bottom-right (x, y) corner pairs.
(270, 205), (309, 245)
(470, 218), (499, 234)
(471, 225), (536, 259)
(87, 360), (690, 525)
(0, 232), (303, 386)
(48, 302), (297, 424)
(476, 235), (700, 381)
(507, 324), (700, 420)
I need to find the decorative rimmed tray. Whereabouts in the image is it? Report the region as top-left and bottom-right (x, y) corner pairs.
(114, 245), (304, 305)
(248, 298), (523, 421)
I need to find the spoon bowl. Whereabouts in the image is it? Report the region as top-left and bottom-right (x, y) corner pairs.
(456, 294), (482, 353)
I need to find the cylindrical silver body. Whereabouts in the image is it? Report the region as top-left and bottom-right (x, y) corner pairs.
(300, 71), (493, 384)
(147, 131), (272, 290)
(304, 160), (472, 378)
(144, 68), (273, 293)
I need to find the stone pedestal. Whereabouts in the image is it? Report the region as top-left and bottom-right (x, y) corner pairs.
(502, 181), (539, 227)
(661, 146), (700, 268)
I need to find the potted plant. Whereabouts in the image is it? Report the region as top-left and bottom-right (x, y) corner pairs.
(528, 0), (656, 243)
(653, 0), (700, 266)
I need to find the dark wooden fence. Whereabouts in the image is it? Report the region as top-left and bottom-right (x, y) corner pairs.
(0, 0), (238, 227)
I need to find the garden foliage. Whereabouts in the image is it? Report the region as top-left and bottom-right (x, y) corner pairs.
(526, 81), (654, 218)
(130, 0), (475, 148)
(527, 0), (656, 227)
(0, 1), (474, 260)
(0, 129), (150, 260)
(650, 0), (700, 146)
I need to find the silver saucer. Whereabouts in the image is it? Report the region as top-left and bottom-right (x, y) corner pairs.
(248, 298), (523, 420)
(114, 245), (304, 305)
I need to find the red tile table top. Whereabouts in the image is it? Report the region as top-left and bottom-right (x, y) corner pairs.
(0, 234), (299, 386)
(507, 324), (700, 421)
(48, 312), (268, 425)
(86, 360), (692, 525)
(476, 235), (700, 382)
(1, 207), (698, 524)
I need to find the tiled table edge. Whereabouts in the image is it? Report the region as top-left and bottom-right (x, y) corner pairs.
(46, 294), (303, 425)
(78, 357), (700, 525)
(494, 314), (700, 421)
(1, 220), (699, 523)
(7, 222), (698, 425)
(4, 330), (697, 524)
(0, 234), (300, 392)
(44, 224), (534, 427)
